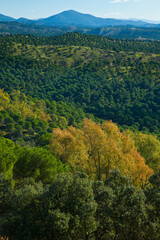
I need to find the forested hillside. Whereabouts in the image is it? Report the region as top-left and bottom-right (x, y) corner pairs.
(2, 22), (160, 41)
(1, 33), (160, 136)
(1, 33), (160, 240)
(0, 88), (95, 146)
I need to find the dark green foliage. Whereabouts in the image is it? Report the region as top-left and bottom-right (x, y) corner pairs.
(0, 178), (44, 240)
(0, 173), (13, 217)
(1, 170), (160, 239)
(36, 172), (97, 240)
(1, 173), (97, 240)
(36, 133), (52, 147)
(13, 146), (66, 183)
(93, 169), (147, 240)
(104, 169), (147, 240)
(144, 171), (160, 239)
(1, 32), (160, 53)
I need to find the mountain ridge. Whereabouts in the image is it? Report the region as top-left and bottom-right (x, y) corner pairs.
(35, 10), (149, 27)
(0, 10), (159, 28)
(20, 10), (157, 28)
(0, 13), (15, 22)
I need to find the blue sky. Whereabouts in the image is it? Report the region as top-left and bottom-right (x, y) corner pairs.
(1, 0), (160, 22)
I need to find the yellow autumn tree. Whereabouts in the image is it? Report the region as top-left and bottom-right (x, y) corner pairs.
(83, 119), (153, 185)
(50, 126), (88, 171)
(101, 121), (153, 185)
(50, 119), (153, 185)
(83, 119), (122, 180)
(119, 133), (153, 186)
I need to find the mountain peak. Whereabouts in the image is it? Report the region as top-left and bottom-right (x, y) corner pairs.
(0, 11), (157, 28)
(16, 17), (35, 24)
(35, 10), (150, 28)
(61, 10), (78, 13)
(0, 13), (15, 22)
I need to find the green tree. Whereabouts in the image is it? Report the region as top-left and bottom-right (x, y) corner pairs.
(0, 137), (18, 178)
(0, 178), (44, 240)
(1, 173), (97, 240)
(13, 146), (65, 183)
(37, 172), (97, 240)
(131, 132), (160, 171)
(93, 169), (148, 240)
(104, 169), (147, 240)
(0, 173), (12, 217)
(145, 171), (160, 239)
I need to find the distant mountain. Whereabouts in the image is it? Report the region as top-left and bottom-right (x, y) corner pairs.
(16, 18), (35, 25)
(1, 21), (160, 41)
(0, 10), (159, 28)
(0, 14), (15, 22)
(0, 21), (75, 36)
(30, 10), (153, 28)
(85, 26), (160, 40)
(141, 19), (160, 24)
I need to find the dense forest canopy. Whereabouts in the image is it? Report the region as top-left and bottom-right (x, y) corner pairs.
(1, 33), (160, 136)
(1, 33), (160, 239)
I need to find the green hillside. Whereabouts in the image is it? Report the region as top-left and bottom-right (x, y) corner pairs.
(2, 32), (160, 53)
(1, 32), (160, 240)
(1, 33), (160, 136)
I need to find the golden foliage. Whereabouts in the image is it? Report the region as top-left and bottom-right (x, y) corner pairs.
(51, 126), (88, 171)
(0, 89), (50, 121)
(51, 119), (153, 186)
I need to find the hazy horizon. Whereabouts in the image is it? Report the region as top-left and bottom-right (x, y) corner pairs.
(1, 0), (160, 22)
